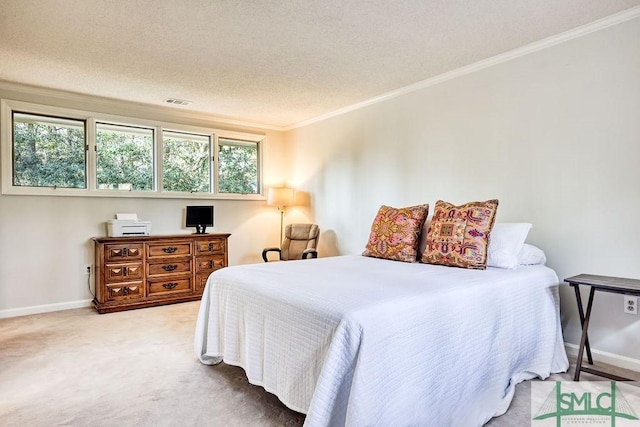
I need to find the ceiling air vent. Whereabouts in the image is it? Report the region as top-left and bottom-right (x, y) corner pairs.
(163, 98), (192, 106)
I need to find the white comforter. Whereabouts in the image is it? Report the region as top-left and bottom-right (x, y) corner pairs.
(195, 255), (568, 426)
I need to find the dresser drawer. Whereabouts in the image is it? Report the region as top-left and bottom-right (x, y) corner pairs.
(147, 259), (192, 277)
(105, 263), (144, 282)
(105, 244), (143, 262)
(195, 239), (225, 255)
(147, 277), (191, 296)
(195, 256), (225, 274)
(105, 282), (144, 301)
(195, 274), (209, 292)
(147, 241), (192, 258)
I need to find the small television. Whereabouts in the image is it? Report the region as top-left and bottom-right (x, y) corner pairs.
(185, 205), (214, 234)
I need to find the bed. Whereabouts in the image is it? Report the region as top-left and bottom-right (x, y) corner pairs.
(194, 254), (568, 426)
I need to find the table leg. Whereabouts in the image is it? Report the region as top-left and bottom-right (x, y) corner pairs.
(573, 284), (593, 364)
(574, 286), (596, 381)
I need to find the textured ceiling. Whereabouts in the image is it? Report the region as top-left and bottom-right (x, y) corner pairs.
(1, 0), (639, 128)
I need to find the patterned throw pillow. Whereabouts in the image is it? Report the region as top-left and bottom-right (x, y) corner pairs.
(363, 204), (429, 263)
(420, 199), (499, 269)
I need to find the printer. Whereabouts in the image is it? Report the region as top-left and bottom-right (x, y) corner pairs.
(107, 213), (152, 237)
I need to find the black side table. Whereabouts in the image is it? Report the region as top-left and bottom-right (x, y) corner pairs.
(564, 274), (640, 381)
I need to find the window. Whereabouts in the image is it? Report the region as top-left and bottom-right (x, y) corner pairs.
(218, 138), (259, 194)
(96, 123), (154, 191)
(162, 131), (211, 193)
(12, 112), (86, 189)
(1, 100), (264, 199)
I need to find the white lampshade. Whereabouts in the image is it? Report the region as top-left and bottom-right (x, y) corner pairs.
(267, 187), (294, 207)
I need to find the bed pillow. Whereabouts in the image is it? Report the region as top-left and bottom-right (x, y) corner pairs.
(519, 243), (547, 265)
(363, 204), (429, 263)
(486, 223), (532, 269)
(420, 199), (499, 269)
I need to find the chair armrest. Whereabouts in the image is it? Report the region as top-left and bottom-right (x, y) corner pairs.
(262, 247), (281, 262)
(302, 249), (318, 260)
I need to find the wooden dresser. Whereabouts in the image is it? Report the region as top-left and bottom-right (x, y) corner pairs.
(92, 233), (230, 314)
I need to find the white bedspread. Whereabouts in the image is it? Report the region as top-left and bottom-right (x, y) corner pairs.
(195, 255), (568, 426)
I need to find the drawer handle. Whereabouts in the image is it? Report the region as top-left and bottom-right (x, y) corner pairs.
(208, 260), (214, 269)
(208, 243), (214, 251)
(162, 264), (177, 272)
(162, 282), (178, 290)
(163, 247), (177, 254)
(122, 286), (138, 295)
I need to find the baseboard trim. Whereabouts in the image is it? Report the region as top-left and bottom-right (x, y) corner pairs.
(0, 299), (93, 319)
(565, 342), (640, 373)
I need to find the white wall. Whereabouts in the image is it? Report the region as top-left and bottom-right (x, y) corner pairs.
(0, 84), (293, 316)
(285, 17), (640, 363)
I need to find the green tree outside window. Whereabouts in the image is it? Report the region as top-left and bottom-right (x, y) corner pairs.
(13, 113), (86, 188)
(96, 123), (154, 190)
(218, 138), (258, 194)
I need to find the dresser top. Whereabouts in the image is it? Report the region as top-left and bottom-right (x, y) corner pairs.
(93, 233), (231, 243)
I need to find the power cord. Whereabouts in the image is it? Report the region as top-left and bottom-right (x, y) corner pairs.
(87, 266), (95, 298)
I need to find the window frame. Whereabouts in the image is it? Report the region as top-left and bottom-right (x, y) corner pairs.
(217, 136), (261, 195)
(1, 99), (265, 200)
(12, 111), (89, 190)
(160, 128), (213, 195)
(95, 121), (156, 192)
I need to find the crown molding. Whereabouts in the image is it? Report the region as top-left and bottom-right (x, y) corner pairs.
(284, 5), (640, 131)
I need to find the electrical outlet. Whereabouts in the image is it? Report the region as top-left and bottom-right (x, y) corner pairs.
(624, 296), (638, 315)
(85, 265), (92, 274)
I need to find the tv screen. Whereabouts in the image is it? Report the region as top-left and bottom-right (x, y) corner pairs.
(185, 205), (214, 234)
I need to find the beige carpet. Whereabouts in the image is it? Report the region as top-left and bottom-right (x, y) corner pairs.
(0, 302), (637, 426)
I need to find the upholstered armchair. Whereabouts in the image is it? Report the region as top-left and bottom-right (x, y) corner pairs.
(262, 223), (320, 262)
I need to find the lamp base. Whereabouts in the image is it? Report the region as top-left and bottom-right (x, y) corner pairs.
(278, 207), (285, 249)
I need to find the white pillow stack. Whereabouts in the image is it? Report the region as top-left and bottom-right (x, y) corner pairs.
(519, 243), (547, 266)
(486, 223), (534, 269)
